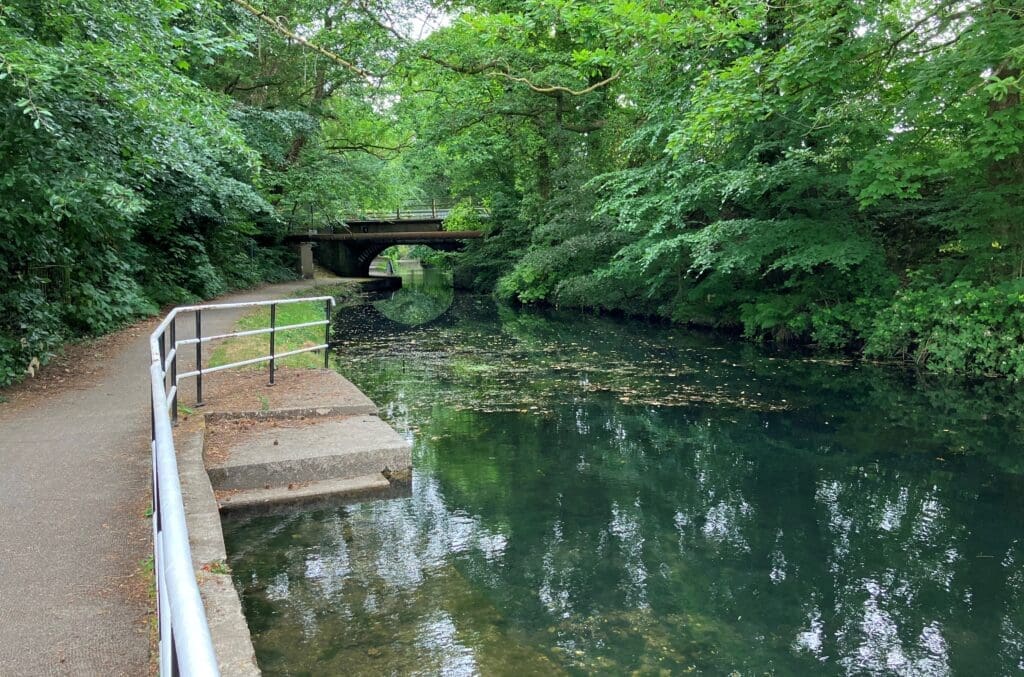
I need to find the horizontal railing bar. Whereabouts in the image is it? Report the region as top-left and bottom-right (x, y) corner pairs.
(176, 344), (328, 381)
(151, 296), (335, 357)
(356, 204), (487, 210)
(175, 295), (336, 314)
(297, 230), (484, 242)
(174, 319), (329, 347)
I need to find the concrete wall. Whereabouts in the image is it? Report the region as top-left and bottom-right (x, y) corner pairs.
(298, 243), (314, 279)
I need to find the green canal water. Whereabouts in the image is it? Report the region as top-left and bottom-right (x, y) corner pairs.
(224, 269), (1024, 676)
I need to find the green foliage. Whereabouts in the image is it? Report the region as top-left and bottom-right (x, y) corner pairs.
(865, 280), (1024, 379)
(497, 228), (630, 304)
(441, 199), (487, 233)
(2, 0), (1023, 384)
(407, 0), (1024, 378)
(451, 227), (530, 293)
(0, 0), (447, 387)
(0, 0), (298, 387)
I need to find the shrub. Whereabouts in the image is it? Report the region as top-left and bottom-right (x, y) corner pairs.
(864, 280), (1024, 379)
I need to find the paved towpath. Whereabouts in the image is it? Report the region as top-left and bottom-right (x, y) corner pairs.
(0, 279), (332, 676)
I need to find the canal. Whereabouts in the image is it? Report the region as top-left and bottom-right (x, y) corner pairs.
(224, 267), (1024, 675)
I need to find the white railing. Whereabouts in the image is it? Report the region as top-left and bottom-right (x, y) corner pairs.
(148, 296), (336, 675)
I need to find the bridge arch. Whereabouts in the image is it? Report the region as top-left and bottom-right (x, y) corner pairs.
(285, 205), (485, 278)
(352, 240), (465, 276)
(288, 231), (482, 278)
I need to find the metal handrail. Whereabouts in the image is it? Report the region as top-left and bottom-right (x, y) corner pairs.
(345, 199), (490, 222)
(148, 295), (336, 675)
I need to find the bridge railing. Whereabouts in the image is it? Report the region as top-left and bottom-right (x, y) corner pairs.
(148, 296), (335, 675)
(344, 199), (489, 223)
(361, 200), (454, 221)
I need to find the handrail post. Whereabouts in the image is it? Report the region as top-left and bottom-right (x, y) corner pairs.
(269, 303), (276, 385)
(170, 318), (178, 423)
(324, 299), (331, 369)
(159, 331), (167, 391)
(150, 390), (156, 447)
(195, 310), (204, 406)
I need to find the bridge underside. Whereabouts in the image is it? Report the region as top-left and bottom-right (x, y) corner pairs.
(292, 231), (482, 278)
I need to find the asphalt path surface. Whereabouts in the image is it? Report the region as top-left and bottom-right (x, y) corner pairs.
(0, 279), (329, 675)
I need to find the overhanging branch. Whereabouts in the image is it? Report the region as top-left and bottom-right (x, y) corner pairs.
(230, 0), (375, 82)
(420, 54), (620, 97)
(325, 140), (410, 159)
(488, 70), (620, 96)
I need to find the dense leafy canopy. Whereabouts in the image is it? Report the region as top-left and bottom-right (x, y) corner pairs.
(0, 0), (406, 385)
(408, 0), (1024, 379)
(1, 0), (1022, 385)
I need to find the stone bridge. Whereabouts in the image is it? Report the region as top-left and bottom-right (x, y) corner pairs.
(286, 203), (485, 277)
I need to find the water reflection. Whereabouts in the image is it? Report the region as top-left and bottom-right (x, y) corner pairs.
(372, 264), (455, 327)
(225, 273), (1024, 675)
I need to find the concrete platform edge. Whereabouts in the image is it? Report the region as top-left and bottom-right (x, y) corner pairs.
(177, 423), (261, 677)
(205, 403), (378, 423)
(218, 474), (394, 515)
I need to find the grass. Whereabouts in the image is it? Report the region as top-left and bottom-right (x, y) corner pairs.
(139, 554), (158, 673)
(208, 283), (356, 371)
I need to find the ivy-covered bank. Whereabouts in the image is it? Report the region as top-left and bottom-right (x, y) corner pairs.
(2, 0), (1023, 385)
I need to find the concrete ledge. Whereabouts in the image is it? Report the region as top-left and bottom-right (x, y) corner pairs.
(197, 574), (261, 677)
(177, 422), (228, 565)
(176, 422), (260, 677)
(200, 369), (377, 419)
(206, 416), (412, 491)
(217, 474), (394, 515)
(205, 404), (376, 423)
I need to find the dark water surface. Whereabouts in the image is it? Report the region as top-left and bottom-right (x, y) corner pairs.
(224, 269), (1024, 676)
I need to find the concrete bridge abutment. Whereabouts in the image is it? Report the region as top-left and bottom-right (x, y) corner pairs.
(297, 242), (315, 279)
(314, 239), (373, 277)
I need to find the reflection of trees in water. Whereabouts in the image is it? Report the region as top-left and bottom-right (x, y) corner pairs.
(229, 396), (1024, 674)
(414, 402), (1024, 674)
(237, 296), (1024, 674)
(227, 472), (562, 675)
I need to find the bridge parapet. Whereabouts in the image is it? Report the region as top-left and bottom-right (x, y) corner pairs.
(344, 200), (488, 224)
(285, 217), (484, 277)
(285, 200), (489, 238)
